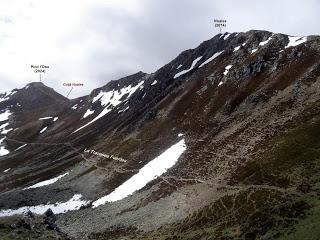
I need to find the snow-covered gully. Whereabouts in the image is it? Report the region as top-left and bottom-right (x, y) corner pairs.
(92, 138), (187, 207)
(23, 172), (69, 190)
(0, 194), (89, 217)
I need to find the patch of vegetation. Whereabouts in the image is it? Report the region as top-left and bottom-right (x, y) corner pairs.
(113, 138), (142, 157)
(0, 214), (68, 240)
(88, 188), (311, 240)
(88, 225), (141, 240)
(93, 112), (320, 239)
(232, 115), (320, 188)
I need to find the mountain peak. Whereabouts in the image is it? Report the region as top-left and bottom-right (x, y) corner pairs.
(0, 81), (70, 112)
(26, 82), (45, 87)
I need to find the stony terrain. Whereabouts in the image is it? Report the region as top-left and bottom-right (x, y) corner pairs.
(0, 30), (320, 239)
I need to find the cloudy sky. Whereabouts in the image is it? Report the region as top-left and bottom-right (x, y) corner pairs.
(0, 0), (319, 98)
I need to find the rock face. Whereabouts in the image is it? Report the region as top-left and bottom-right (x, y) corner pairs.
(0, 30), (320, 239)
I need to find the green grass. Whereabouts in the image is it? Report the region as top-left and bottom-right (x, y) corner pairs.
(233, 115), (320, 188)
(149, 115), (320, 239)
(88, 113), (320, 240)
(279, 199), (320, 240)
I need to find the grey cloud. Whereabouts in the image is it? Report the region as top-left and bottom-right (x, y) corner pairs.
(0, 16), (13, 24)
(1, 0), (319, 98)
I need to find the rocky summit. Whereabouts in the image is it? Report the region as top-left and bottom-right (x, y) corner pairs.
(0, 30), (320, 240)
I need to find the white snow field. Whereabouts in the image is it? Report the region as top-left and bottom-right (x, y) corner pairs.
(74, 81), (144, 133)
(23, 172), (69, 190)
(199, 51), (223, 68)
(0, 194), (89, 217)
(92, 139), (187, 207)
(285, 36), (307, 48)
(174, 56), (203, 79)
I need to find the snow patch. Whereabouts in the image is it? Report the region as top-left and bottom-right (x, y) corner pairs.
(0, 194), (89, 217)
(251, 48), (258, 54)
(223, 33), (231, 40)
(71, 104), (78, 110)
(39, 127), (48, 134)
(83, 109), (94, 118)
(0, 137), (10, 156)
(0, 122), (9, 130)
(92, 81), (144, 106)
(0, 96), (9, 103)
(0, 137), (9, 156)
(199, 51), (223, 68)
(285, 36), (307, 48)
(151, 80), (158, 86)
(118, 106), (129, 113)
(24, 172), (69, 190)
(223, 65), (233, 76)
(0, 121), (12, 134)
(53, 117), (58, 122)
(92, 139), (187, 206)
(259, 35), (273, 46)
(39, 117), (53, 120)
(233, 46), (241, 52)
(1, 128), (13, 134)
(0, 147), (9, 156)
(0, 110), (11, 121)
(174, 56), (203, 79)
(9, 90), (17, 96)
(74, 81), (144, 133)
(15, 144), (27, 151)
(176, 64), (183, 69)
(3, 168), (10, 173)
(218, 81), (224, 86)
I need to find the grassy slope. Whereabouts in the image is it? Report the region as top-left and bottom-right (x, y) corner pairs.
(3, 111), (317, 240)
(2, 106), (319, 240)
(90, 104), (320, 240)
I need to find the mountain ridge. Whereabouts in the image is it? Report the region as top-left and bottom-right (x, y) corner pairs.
(0, 29), (320, 239)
